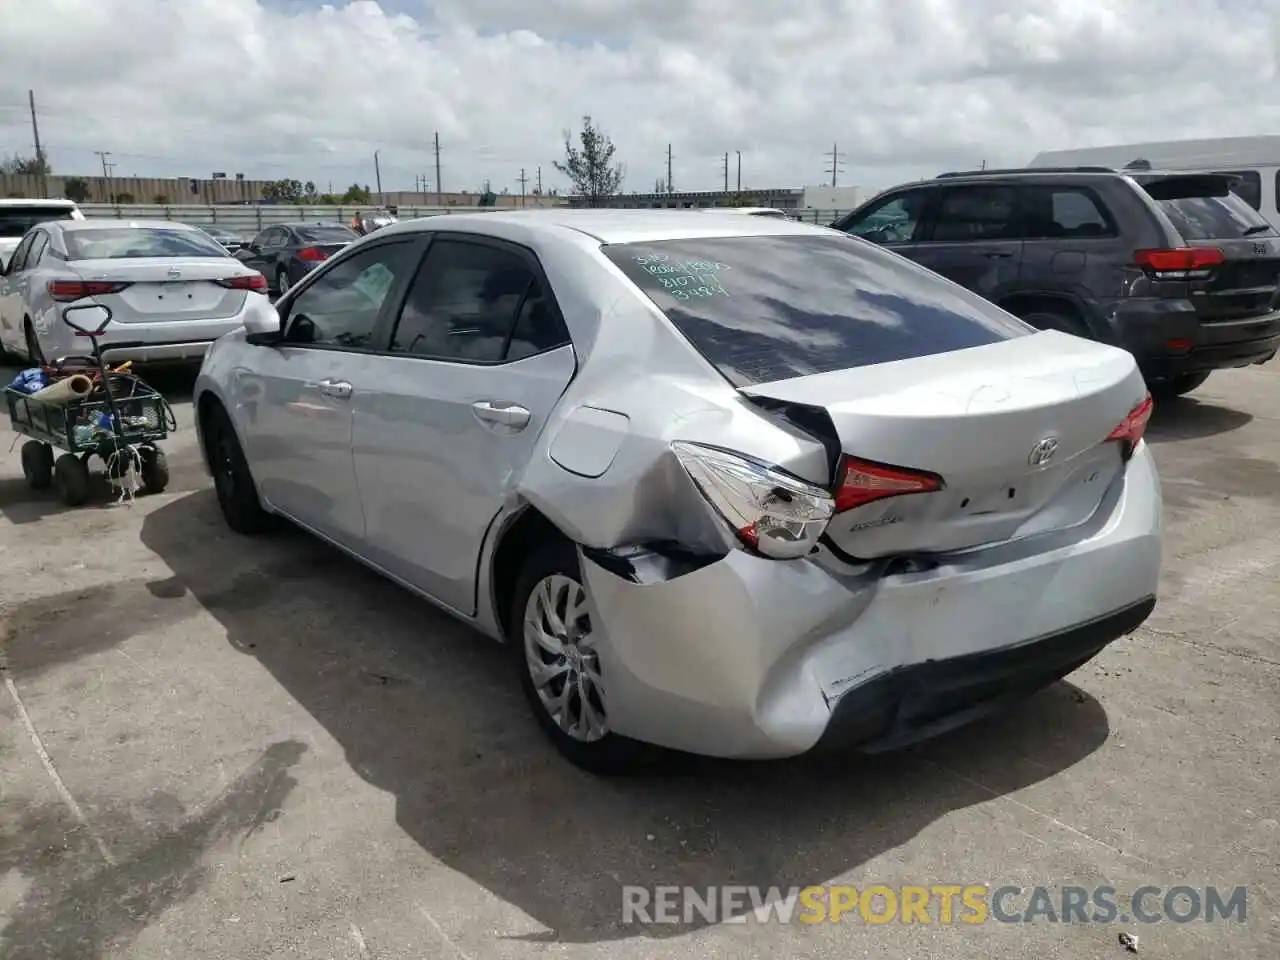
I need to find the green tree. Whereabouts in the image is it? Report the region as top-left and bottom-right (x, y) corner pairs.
(341, 183), (372, 204)
(0, 152), (50, 176)
(262, 178), (304, 202)
(63, 177), (90, 202)
(304, 181), (318, 199)
(553, 116), (624, 207)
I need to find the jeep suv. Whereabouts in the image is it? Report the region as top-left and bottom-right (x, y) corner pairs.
(832, 167), (1280, 398)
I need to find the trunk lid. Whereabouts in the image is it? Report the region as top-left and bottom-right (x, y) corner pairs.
(742, 331), (1146, 559)
(1186, 236), (1280, 322)
(70, 258), (251, 322)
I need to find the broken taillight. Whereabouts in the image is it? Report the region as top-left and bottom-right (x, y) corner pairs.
(1105, 393), (1154, 460)
(833, 455), (944, 513)
(671, 441), (835, 560)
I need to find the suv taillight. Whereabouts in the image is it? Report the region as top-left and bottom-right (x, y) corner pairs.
(672, 442), (834, 560)
(1134, 247), (1223, 278)
(1106, 393), (1154, 460)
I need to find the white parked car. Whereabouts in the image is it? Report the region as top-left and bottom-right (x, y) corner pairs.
(0, 219), (268, 365)
(0, 198), (84, 270)
(193, 209), (1162, 773)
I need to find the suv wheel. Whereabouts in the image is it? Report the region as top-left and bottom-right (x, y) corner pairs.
(1021, 311), (1091, 339)
(1149, 372), (1210, 400)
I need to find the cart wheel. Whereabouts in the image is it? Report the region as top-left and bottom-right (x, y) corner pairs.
(53, 453), (91, 507)
(20, 441), (54, 490)
(140, 447), (170, 494)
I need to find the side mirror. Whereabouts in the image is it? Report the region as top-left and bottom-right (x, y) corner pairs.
(63, 303), (112, 336)
(243, 295), (283, 345)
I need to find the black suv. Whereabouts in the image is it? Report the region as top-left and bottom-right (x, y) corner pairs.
(832, 166), (1280, 398)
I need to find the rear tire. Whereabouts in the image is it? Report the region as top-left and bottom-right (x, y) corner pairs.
(1020, 311), (1092, 339)
(1149, 371), (1210, 400)
(205, 403), (271, 534)
(21, 441), (54, 490)
(53, 453), (91, 507)
(511, 540), (651, 775)
(23, 321), (45, 366)
(139, 446), (170, 494)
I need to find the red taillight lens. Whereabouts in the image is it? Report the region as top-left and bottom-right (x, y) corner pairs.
(1106, 393), (1154, 458)
(47, 280), (129, 302)
(297, 246), (328, 262)
(833, 456), (944, 513)
(1134, 247), (1224, 272)
(215, 272), (268, 294)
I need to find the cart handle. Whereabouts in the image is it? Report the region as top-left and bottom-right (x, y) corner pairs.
(63, 303), (113, 337)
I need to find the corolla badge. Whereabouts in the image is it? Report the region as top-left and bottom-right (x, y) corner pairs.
(1028, 437), (1059, 467)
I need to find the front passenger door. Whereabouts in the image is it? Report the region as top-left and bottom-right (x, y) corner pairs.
(836, 189), (933, 260)
(238, 238), (423, 548)
(351, 235), (578, 613)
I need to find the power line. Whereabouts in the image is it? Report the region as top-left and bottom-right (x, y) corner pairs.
(825, 142), (845, 188)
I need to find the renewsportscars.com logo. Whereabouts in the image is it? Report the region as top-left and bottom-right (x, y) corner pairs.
(622, 884), (1248, 926)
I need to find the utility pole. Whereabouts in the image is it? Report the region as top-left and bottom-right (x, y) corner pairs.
(28, 90), (47, 198)
(517, 168), (529, 207)
(536, 166), (542, 198)
(736, 150), (741, 193)
(95, 151), (115, 202)
(825, 142), (845, 188)
(434, 132), (442, 205)
(723, 152), (729, 192)
(373, 150), (383, 205)
(667, 144), (674, 195)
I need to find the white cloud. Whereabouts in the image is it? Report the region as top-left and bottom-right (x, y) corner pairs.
(1, 0), (1277, 196)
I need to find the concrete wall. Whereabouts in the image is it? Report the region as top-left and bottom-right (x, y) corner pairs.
(801, 185), (866, 211)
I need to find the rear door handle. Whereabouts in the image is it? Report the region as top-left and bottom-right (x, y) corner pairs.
(984, 251), (1014, 259)
(317, 379), (353, 400)
(472, 401), (531, 431)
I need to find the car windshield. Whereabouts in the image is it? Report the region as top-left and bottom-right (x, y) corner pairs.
(1139, 175), (1278, 240)
(296, 225), (357, 242)
(64, 227), (230, 260)
(603, 234), (1031, 387)
(0, 206), (77, 238)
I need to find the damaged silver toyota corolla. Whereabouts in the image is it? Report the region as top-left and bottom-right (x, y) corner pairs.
(192, 209), (1162, 773)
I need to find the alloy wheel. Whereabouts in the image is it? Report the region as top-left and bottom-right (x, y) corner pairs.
(523, 573), (608, 742)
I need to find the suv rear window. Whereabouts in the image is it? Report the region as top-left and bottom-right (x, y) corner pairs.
(0, 206), (76, 239)
(1139, 175), (1277, 240)
(602, 235), (1031, 387)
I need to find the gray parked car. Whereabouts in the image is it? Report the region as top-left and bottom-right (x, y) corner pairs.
(0, 220), (268, 365)
(192, 210), (1162, 773)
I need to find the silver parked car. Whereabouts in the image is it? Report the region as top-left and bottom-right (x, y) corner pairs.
(192, 210), (1162, 773)
(0, 219), (268, 365)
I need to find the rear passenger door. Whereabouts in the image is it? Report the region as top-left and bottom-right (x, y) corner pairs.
(912, 184), (1022, 300)
(1015, 183), (1128, 308)
(351, 234), (577, 614)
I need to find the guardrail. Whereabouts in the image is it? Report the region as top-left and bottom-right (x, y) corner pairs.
(79, 203), (850, 232)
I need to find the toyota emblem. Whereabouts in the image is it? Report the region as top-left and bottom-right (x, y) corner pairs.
(1028, 437), (1059, 466)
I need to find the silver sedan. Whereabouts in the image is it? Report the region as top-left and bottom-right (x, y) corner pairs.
(192, 210), (1163, 773)
(0, 219), (268, 366)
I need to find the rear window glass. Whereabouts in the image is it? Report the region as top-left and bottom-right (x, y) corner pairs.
(1140, 176), (1277, 240)
(296, 225), (357, 242)
(0, 206), (76, 239)
(64, 228), (230, 260)
(602, 235), (1032, 387)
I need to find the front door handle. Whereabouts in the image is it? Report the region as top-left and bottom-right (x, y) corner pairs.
(318, 379), (353, 400)
(472, 400), (531, 431)
(983, 251), (1014, 259)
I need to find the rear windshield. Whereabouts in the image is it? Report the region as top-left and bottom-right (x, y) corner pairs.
(602, 235), (1032, 386)
(296, 225), (357, 242)
(0, 206), (76, 238)
(64, 228), (230, 260)
(1140, 175), (1277, 240)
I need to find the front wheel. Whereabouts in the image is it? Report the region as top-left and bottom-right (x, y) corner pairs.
(1149, 371), (1210, 400)
(53, 453), (91, 507)
(511, 541), (650, 775)
(139, 446), (170, 494)
(205, 404), (272, 534)
(20, 441), (53, 490)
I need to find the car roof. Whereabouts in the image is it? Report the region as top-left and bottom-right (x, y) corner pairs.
(380, 208), (830, 245)
(274, 221), (351, 228)
(0, 198), (78, 208)
(58, 219), (201, 232)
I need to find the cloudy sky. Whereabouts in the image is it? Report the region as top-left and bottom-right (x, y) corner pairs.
(1, 0), (1278, 197)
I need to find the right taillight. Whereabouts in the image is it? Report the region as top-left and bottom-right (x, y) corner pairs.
(1134, 247), (1223, 278)
(297, 246), (328, 262)
(1106, 393), (1154, 460)
(672, 441), (834, 560)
